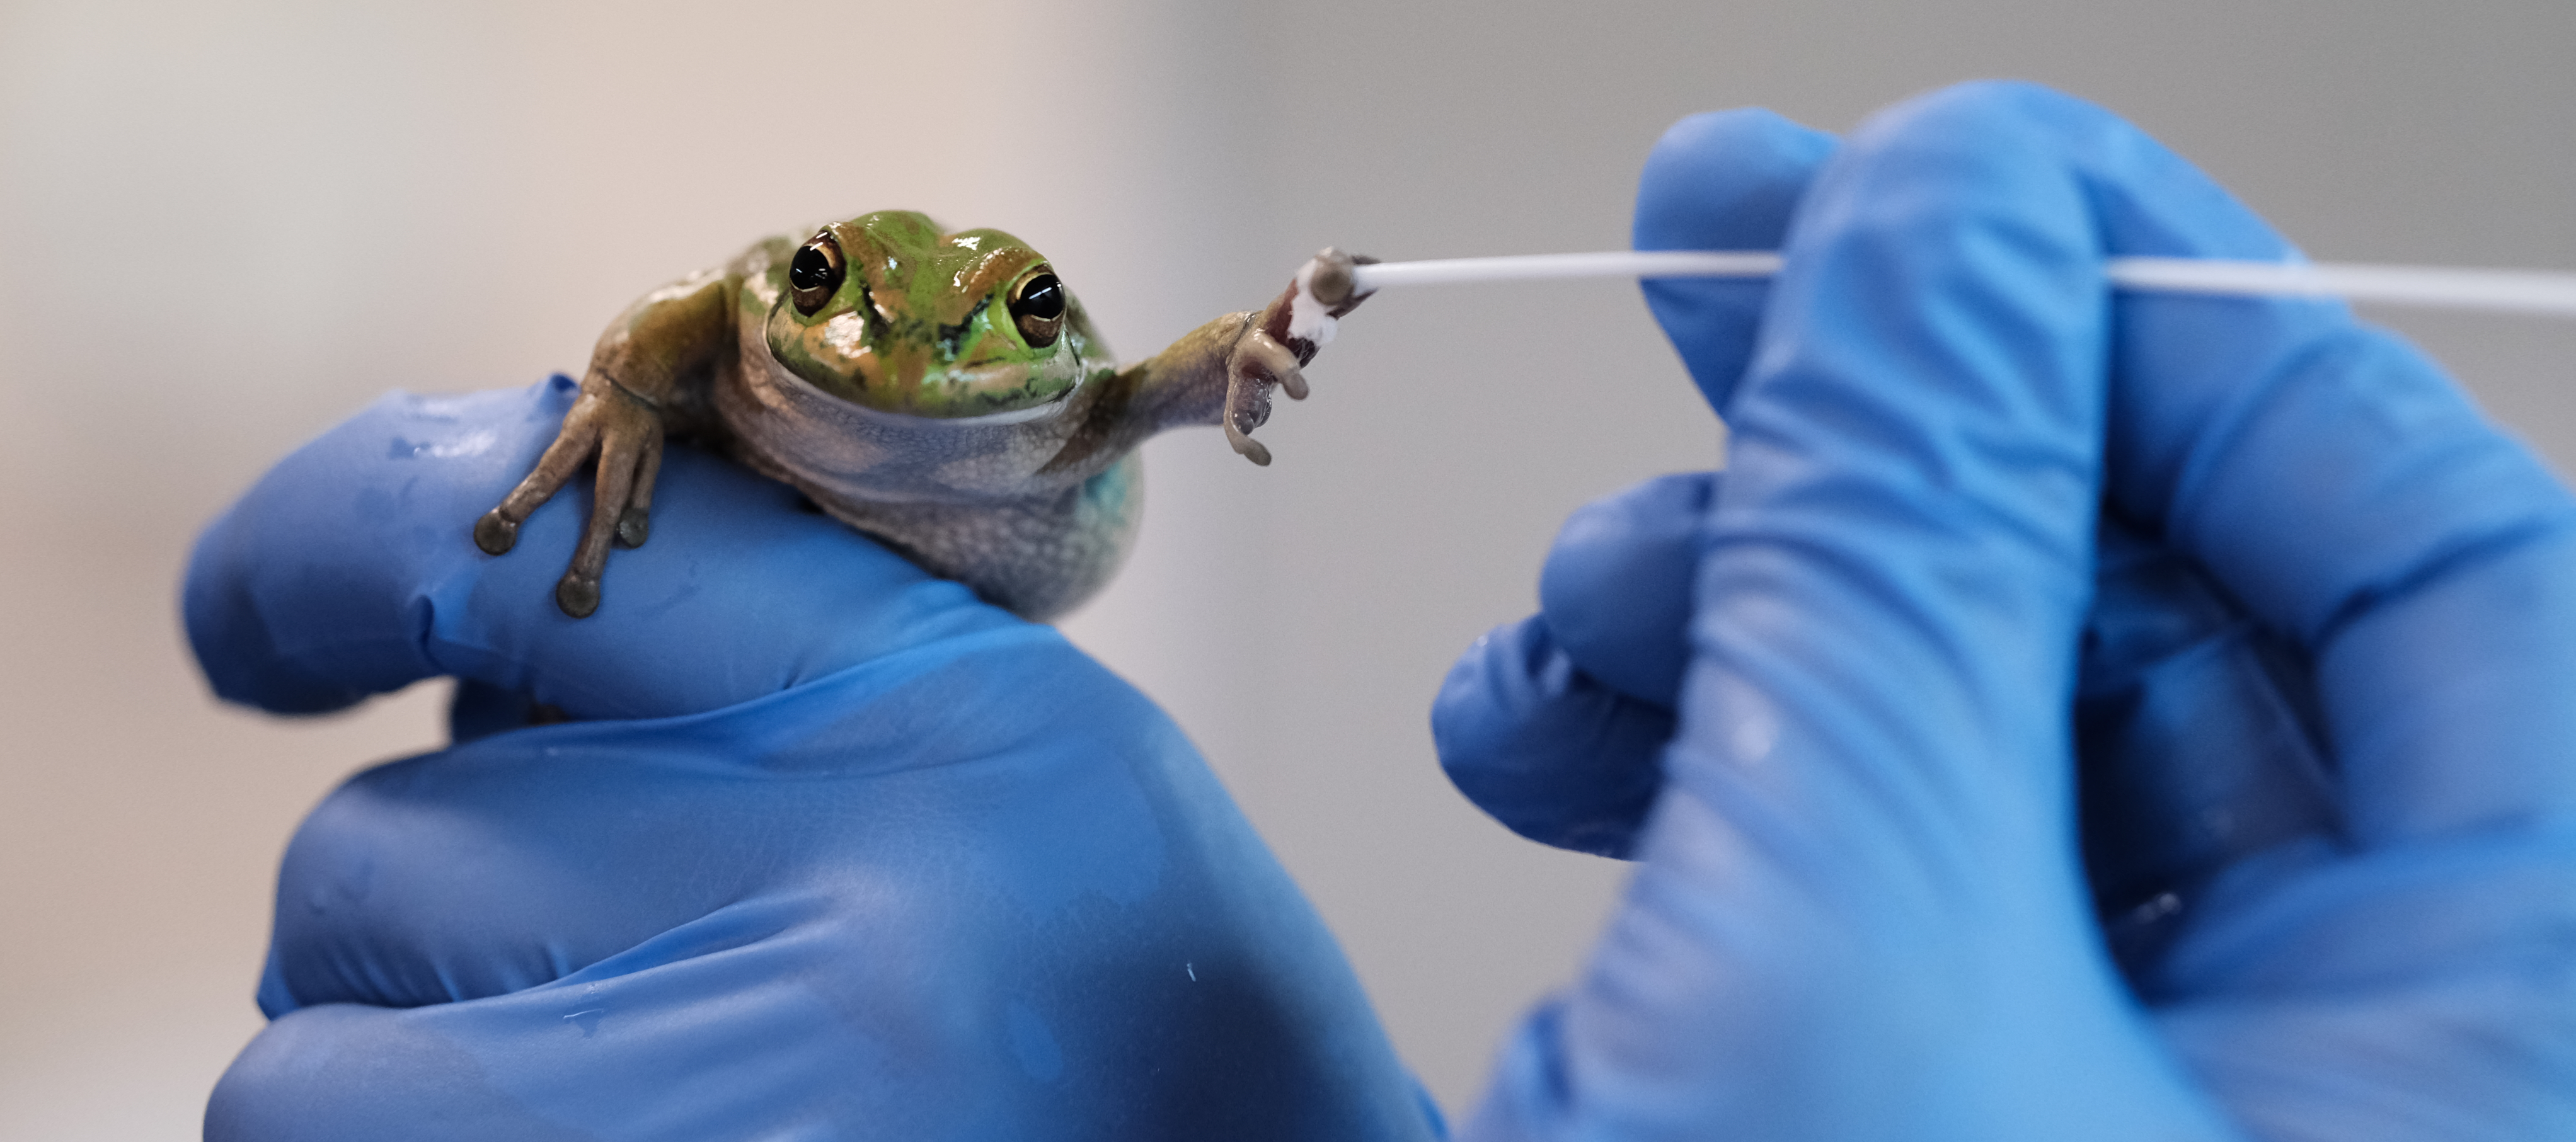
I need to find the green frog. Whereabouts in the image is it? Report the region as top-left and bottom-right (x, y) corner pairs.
(473, 210), (1373, 620)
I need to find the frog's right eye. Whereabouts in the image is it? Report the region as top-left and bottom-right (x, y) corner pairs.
(788, 232), (846, 316)
(1008, 271), (1067, 348)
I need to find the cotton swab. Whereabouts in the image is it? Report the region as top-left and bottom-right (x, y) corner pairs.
(1341, 251), (2576, 319)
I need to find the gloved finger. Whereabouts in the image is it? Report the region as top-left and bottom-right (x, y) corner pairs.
(2077, 511), (2339, 973)
(226, 636), (1439, 1141)
(1538, 471), (1710, 705)
(1459, 476), (2354, 968)
(1634, 108), (1836, 413)
(1653, 79), (2141, 899)
(2064, 142), (2576, 848)
(212, 913), (943, 1142)
(1430, 106), (1828, 859)
(218, 940), (1437, 1142)
(2013, 87), (2576, 1138)
(218, 874), (1431, 1142)
(183, 378), (1013, 722)
(1431, 615), (1673, 859)
(1431, 472), (1711, 857)
(1468, 460), (2350, 960)
(2146, 826), (2576, 1138)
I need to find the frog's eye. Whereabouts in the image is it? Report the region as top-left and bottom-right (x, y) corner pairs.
(1008, 271), (1066, 347)
(788, 232), (846, 316)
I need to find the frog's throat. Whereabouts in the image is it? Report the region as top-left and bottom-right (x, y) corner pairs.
(722, 349), (1107, 518)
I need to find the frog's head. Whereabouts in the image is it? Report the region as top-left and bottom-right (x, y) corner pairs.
(764, 210), (1094, 419)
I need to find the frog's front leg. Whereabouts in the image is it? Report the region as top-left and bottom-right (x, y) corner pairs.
(1081, 248), (1376, 471)
(473, 385), (667, 617)
(1222, 248), (1376, 465)
(473, 271), (730, 617)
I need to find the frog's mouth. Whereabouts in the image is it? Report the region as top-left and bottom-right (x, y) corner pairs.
(802, 358), (1083, 426)
(891, 362), (1080, 423)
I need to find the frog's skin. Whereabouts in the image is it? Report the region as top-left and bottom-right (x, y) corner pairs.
(472, 210), (1372, 620)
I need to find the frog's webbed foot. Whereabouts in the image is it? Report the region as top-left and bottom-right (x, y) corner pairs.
(1224, 246), (1376, 467)
(473, 378), (666, 618)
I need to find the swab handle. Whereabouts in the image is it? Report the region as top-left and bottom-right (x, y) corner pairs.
(1353, 250), (1781, 288)
(1345, 250), (2576, 318)
(2105, 258), (2576, 316)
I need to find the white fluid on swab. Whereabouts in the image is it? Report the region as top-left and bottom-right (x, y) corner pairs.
(1345, 250), (2576, 318)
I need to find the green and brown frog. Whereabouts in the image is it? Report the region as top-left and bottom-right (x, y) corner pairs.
(473, 210), (1372, 619)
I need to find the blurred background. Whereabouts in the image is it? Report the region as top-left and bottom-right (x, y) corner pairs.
(4, 0), (2573, 1135)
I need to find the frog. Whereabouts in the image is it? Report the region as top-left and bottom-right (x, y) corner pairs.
(471, 210), (1374, 620)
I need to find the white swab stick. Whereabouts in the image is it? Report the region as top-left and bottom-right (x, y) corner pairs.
(1353, 250), (1785, 287)
(2103, 258), (2576, 316)
(1345, 250), (2576, 318)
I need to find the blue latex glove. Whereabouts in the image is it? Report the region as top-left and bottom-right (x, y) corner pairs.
(186, 377), (1440, 1141)
(1435, 84), (2576, 1140)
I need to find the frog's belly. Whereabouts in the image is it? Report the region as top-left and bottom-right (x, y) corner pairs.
(820, 454), (1142, 622)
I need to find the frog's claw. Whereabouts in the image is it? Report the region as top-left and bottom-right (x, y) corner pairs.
(474, 380), (665, 618)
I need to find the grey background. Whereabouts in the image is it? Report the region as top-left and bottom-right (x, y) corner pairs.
(4, 1), (2572, 1135)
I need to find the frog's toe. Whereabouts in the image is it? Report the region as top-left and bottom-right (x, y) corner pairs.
(1241, 329), (1309, 401)
(614, 508), (651, 549)
(555, 573), (602, 619)
(1274, 359), (1310, 401)
(1225, 421), (1274, 466)
(473, 510), (520, 556)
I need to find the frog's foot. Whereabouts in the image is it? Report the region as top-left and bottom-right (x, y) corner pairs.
(473, 383), (665, 619)
(1222, 326), (1304, 467)
(1226, 247), (1376, 466)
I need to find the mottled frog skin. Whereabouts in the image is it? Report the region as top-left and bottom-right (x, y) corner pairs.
(473, 211), (1369, 620)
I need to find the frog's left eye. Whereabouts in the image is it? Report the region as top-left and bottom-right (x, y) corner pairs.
(788, 232), (846, 316)
(1009, 270), (1066, 347)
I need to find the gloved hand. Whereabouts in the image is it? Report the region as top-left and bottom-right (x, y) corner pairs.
(186, 377), (1439, 1141)
(1435, 83), (2576, 1141)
